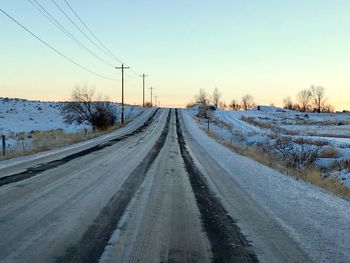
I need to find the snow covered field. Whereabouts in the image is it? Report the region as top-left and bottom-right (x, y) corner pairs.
(0, 97), (144, 157)
(188, 105), (350, 189)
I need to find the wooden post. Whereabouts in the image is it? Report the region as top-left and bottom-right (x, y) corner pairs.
(2, 135), (5, 157)
(207, 117), (210, 131)
(116, 64), (130, 124)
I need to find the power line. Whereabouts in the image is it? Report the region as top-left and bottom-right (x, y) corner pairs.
(30, 0), (141, 80)
(50, 0), (119, 65)
(0, 8), (117, 81)
(27, 0), (115, 68)
(62, 0), (124, 65)
(62, 0), (141, 77)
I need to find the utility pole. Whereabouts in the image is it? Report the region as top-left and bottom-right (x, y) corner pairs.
(154, 96), (158, 107)
(116, 64), (130, 124)
(149, 87), (155, 107)
(140, 73), (148, 107)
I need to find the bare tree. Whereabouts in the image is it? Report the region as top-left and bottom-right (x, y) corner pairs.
(283, 96), (294, 110)
(322, 103), (335, 113)
(311, 86), (326, 113)
(218, 101), (227, 109)
(229, 99), (241, 110)
(195, 88), (208, 106)
(212, 87), (221, 108)
(297, 89), (312, 112)
(241, 94), (255, 111)
(61, 84), (117, 130)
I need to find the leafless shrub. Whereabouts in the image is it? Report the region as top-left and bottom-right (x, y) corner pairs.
(61, 85), (117, 131)
(197, 105), (212, 118)
(92, 101), (117, 130)
(144, 101), (153, 107)
(274, 137), (320, 169)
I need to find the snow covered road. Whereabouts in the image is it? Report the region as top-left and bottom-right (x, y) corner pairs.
(0, 108), (348, 262)
(0, 109), (168, 261)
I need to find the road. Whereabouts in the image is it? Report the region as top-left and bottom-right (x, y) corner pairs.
(0, 108), (347, 262)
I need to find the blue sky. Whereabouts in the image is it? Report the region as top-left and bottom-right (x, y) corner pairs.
(1, 1), (350, 109)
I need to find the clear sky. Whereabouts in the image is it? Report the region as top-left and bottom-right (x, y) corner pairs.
(1, 1), (349, 109)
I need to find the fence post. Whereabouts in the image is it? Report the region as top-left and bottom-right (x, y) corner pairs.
(2, 135), (5, 157)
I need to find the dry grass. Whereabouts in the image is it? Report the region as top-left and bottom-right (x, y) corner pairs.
(205, 129), (350, 200)
(307, 131), (350, 139)
(241, 116), (276, 129)
(293, 137), (329, 146)
(0, 123), (126, 160)
(312, 120), (350, 126)
(268, 133), (278, 139)
(283, 129), (299, 135)
(333, 159), (350, 171)
(319, 147), (338, 158)
(344, 159), (350, 170)
(206, 130), (283, 171)
(297, 168), (350, 199)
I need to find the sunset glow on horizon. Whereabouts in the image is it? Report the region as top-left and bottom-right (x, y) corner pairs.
(1, 1), (349, 110)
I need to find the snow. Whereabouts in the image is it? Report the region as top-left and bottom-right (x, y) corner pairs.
(0, 98), (77, 134)
(182, 109), (350, 262)
(197, 106), (350, 186)
(215, 110), (262, 133)
(0, 108), (155, 177)
(0, 97), (144, 155)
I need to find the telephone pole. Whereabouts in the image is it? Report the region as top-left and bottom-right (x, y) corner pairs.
(149, 87), (155, 107)
(154, 96), (158, 107)
(116, 64), (130, 124)
(140, 73), (148, 107)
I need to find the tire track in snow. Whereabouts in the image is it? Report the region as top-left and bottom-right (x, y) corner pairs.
(176, 109), (258, 263)
(55, 110), (171, 263)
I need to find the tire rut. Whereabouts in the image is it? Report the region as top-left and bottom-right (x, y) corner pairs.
(175, 109), (258, 263)
(56, 110), (171, 263)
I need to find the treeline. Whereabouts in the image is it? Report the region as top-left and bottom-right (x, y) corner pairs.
(189, 88), (256, 111)
(283, 86), (334, 112)
(190, 85), (335, 113)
